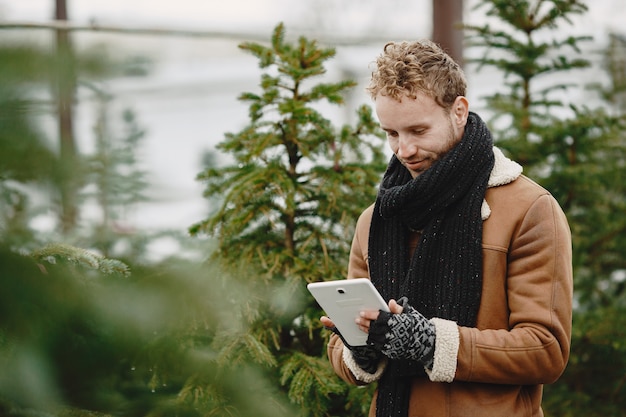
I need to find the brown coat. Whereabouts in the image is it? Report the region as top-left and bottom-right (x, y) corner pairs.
(327, 150), (573, 417)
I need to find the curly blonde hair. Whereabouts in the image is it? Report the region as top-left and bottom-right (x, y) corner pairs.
(367, 40), (466, 109)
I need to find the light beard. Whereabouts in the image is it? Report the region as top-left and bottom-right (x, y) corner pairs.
(406, 117), (460, 178)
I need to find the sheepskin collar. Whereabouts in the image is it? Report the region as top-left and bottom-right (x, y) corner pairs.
(481, 147), (523, 220)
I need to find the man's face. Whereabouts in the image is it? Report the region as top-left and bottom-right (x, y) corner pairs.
(375, 91), (468, 178)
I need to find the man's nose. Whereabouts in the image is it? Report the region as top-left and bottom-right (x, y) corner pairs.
(396, 136), (415, 159)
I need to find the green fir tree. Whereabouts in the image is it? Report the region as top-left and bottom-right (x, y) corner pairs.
(190, 23), (386, 416)
(83, 86), (151, 260)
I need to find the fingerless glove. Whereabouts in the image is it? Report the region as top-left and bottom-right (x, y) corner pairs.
(325, 325), (383, 374)
(367, 297), (436, 369)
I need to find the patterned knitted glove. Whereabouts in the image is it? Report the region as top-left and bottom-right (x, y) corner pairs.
(367, 297), (436, 369)
(325, 325), (383, 374)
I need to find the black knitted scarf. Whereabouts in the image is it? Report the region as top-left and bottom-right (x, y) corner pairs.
(369, 112), (494, 417)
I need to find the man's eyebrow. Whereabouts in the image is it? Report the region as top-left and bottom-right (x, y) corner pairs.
(380, 123), (429, 131)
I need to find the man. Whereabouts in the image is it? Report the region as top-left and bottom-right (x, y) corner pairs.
(321, 40), (573, 417)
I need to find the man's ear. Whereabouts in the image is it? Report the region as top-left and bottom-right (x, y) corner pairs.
(452, 96), (469, 128)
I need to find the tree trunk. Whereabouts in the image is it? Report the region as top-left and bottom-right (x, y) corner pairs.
(432, 0), (464, 67)
(55, 0), (78, 233)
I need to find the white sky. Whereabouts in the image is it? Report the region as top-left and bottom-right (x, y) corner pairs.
(0, 0), (292, 31)
(1, 0), (623, 34)
(0, 0), (434, 39)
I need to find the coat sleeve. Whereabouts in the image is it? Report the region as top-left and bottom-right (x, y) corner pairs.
(327, 205), (382, 386)
(447, 193), (573, 385)
(346, 204), (374, 280)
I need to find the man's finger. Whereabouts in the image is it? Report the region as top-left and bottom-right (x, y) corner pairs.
(389, 299), (404, 314)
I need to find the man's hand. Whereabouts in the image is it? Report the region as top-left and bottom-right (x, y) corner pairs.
(320, 314), (384, 375)
(365, 299), (437, 368)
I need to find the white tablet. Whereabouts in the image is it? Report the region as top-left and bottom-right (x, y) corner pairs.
(307, 278), (389, 346)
